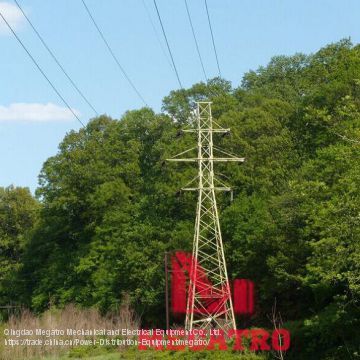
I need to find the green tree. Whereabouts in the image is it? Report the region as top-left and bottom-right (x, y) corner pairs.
(0, 186), (39, 309)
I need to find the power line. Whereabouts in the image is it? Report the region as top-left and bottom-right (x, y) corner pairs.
(13, 0), (98, 116)
(184, 0), (208, 83)
(204, 0), (221, 77)
(142, 0), (173, 71)
(310, 121), (360, 145)
(153, 0), (183, 89)
(333, 131), (360, 145)
(0, 10), (85, 127)
(81, 0), (148, 106)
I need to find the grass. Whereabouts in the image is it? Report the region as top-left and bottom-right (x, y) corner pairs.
(0, 303), (139, 360)
(0, 304), (267, 360)
(36, 349), (267, 360)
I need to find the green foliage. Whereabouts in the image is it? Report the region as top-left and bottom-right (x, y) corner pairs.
(0, 186), (39, 311)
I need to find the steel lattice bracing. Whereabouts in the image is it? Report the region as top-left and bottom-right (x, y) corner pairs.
(167, 102), (244, 333)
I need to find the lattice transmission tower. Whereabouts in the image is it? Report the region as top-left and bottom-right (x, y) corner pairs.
(167, 102), (244, 333)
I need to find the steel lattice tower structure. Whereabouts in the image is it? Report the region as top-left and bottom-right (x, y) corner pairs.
(167, 102), (244, 333)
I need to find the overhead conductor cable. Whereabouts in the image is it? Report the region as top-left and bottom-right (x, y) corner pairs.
(14, 0), (98, 116)
(153, 0), (183, 89)
(0, 10), (85, 127)
(205, 0), (221, 77)
(142, 0), (173, 71)
(81, 0), (148, 106)
(184, 0), (208, 82)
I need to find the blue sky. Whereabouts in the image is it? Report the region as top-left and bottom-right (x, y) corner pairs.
(1, 0), (359, 193)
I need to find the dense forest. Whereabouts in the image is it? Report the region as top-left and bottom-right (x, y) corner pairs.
(1, 39), (360, 359)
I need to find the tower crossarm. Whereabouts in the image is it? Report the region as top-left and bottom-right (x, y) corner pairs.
(182, 129), (230, 133)
(182, 187), (232, 191)
(166, 157), (244, 162)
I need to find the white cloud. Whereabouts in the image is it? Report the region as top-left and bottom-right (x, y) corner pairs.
(0, 103), (81, 122)
(0, 2), (25, 35)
